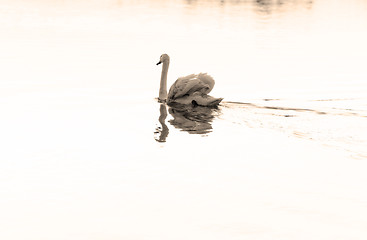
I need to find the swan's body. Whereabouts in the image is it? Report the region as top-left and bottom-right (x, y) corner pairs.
(157, 54), (223, 107)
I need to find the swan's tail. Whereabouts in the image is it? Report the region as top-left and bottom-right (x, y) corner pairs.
(190, 93), (223, 107)
(167, 93), (223, 107)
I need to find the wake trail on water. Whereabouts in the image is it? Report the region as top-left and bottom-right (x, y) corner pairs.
(219, 99), (367, 159)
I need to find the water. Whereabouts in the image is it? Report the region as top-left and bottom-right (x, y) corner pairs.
(1, 0), (367, 239)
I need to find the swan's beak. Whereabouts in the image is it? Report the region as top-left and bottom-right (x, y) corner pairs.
(156, 61), (162, 65)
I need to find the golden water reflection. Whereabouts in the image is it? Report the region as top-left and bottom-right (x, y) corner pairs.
(184, 0), (314, 13)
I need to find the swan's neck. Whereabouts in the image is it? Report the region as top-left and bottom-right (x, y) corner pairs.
(159, 61), (169, 101)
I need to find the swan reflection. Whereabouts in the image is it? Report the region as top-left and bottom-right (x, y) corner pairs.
(168, 103), (220, 135)
(154, 103), (221, 142)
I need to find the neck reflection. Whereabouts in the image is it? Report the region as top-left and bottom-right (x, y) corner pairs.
(154, 103), (169, 142)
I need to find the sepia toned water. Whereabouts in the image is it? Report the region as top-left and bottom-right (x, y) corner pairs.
(1, 0), (367, 239)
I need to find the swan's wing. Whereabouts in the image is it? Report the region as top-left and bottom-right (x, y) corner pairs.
(168, 74), (197, 99)
(177, 74), (197, 82)
(168, 73), (215, 100)
(196, 73), (215, 94)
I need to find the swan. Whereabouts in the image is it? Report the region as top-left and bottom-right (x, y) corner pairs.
(156, 54), (223, 106)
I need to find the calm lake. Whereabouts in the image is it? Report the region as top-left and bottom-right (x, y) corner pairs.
(1, 0), (367, 239)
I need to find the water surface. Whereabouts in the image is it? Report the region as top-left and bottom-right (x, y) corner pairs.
(1, 0), (367, 239)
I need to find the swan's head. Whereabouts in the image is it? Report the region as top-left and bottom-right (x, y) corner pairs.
(156, 54), (170, 65)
